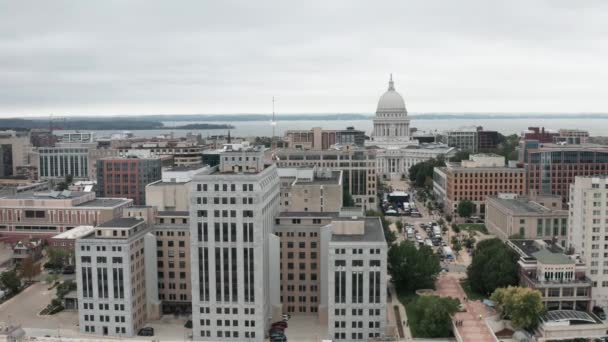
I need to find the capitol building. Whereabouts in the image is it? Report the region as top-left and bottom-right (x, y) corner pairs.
(365, 75), (456, 179)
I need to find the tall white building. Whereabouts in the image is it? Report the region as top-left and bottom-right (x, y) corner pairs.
(75, 217), (159, 337)
(365, 76), (456, 179)
(190, 144), (281, 341)
(569, 176), (608, 308)
(327, 217), (388, 341)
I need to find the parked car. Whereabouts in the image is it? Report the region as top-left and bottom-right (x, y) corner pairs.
(137, 327), (154, 336)
(593, 306), (606, 320)
(272, 321), (288, 328)
(62, 265), (75, 274)
(282, 314), (291, 321)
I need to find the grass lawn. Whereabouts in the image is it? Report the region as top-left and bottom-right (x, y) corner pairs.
(460, 279), (487, 301)
(458, 223), (488, 234)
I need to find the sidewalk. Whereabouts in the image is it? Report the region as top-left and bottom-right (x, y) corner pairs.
(434, 273), (496, 342)
(388, 282), (413, 341)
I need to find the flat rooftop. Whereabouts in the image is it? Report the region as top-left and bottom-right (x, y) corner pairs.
(331, 217), (385, 243)
(76, 198), (132, 207)
(509, 239), (566, 259)
(97, 217), (144, 228)
(158, 210), (189, 217)
(2, 190), (88, 200)
(165, 164), (208, 172)
(294, 171), (341, 185)
(278, 212), (338, 218)
(489, 196), (554, 214)
(51, 225), (95, 240)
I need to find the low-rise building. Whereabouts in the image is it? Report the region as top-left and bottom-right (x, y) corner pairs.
(486, 194), (568, 244)
(278, 167), (342, 213)
(49, 225), (95, 252)
(0, 190), (132, 243)
(433, 154), (525, 216)
(507, 239), (591, 312)
(12, 239), (43, 266)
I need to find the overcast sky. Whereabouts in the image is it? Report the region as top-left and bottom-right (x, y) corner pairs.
(1, 0), (607, 117)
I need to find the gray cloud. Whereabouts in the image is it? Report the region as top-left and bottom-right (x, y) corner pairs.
(0, 0), (607, 116)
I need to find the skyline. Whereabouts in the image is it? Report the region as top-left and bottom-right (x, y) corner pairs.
(1, 1), (607, 116)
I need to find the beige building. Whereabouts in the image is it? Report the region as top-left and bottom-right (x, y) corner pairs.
(0, 190), (132, 243)
(154, 211), (191, 315)
(146, 165), (211, 212)
(486, 194), (568, 245)
(275, 147), (376, 210)
(433, 154), (526, 216)
(274, 212), (336, 317)
(278, 168), (342, 213)
(0, 131), (31, 177)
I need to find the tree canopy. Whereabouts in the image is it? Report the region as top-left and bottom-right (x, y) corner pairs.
(44, 247), (68, 271)
(491, 286), (545, 330)
(20, 256), (40, 282)
(457, 200), (474, 218)
(410, 295), (460, 338)
(408, 157), (446, 187)
(0, 270), (21, 295)
(467, 239), (519, 295)
(388, 241), (441, 293)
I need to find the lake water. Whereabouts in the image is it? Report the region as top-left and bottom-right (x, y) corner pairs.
(56, 117), (608, 139)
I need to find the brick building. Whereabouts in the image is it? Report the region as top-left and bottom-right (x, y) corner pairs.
(522, 127), (559, 143)
(525, 144), (608, 200)
(96, 157), (162, 205)
(433, 154), (526, 216)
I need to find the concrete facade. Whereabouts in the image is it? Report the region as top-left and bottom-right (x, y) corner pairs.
(486, 194), (568, 244)
(327, 217), (388, 341)
(76, 218), (159, 337)
(569, 176), (608, 308)
(284, 127), (365, 150)
(190, 145), (281, 341)
(278, 168), (342, 213)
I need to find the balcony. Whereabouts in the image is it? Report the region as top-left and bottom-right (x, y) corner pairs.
(522, 273), (592, 288)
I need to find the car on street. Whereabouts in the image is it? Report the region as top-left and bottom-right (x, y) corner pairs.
(137, 327), (154, 336)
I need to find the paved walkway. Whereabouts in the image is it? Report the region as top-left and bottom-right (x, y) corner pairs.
(434, 274), (496, 342)
(388, 282), (413, 341)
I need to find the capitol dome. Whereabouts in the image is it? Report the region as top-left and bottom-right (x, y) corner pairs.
(376, 74), (407, 114)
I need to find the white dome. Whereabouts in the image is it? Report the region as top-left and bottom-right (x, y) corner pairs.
(376, 75), (407, 113)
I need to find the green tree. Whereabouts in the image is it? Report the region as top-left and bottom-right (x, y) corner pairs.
(467, 239), (519, 295)
(388, 241), (441, 293)
(445, 214), (453, 223)
(452, 241), (462, 255)
(491, 286), (545, 330)
(457, 200), (474, 218)
(409, 158), (446, 188)
(452, 223), (460, 233)
(0, 270), (21, 295)
(411, 295), (460, 338)
(395, 220), (404, 233)
(450, 150), (470, 162)
(20, 256), (40, 282)
(342, 189), (355, 207)
(44, 248), (68, 271)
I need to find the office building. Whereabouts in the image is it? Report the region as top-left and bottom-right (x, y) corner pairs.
(284, 127), (366, 150)
(49, 225), (96, 252)
(275, 147), (376, 210)
(486, 194), (568, 244)
(433, 154), (525, 216)
(0, 190), (132, 243)
(477, 129), (499, 150)
(569, 176), (608, 308)
(522, 127), (559, 143)
(76, 217), (159, 337)
(526, 144), (608, 200)
(438, 127), (479, 152)
(507, 239), (591, 312)
(118, 141), (203, 167)
(190, 143), (281, 341)
(62, 132), (95, 143)
(554, 129), (590, 145)
(96, 157), (162, 205)
(327, 217), (388, 341)
(146, 164), (211, 212)
(36, 142), (119, 181)
(0, 131), (31, 177)
(274, 212), (336, 318)
(278, 167), (342, 213)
